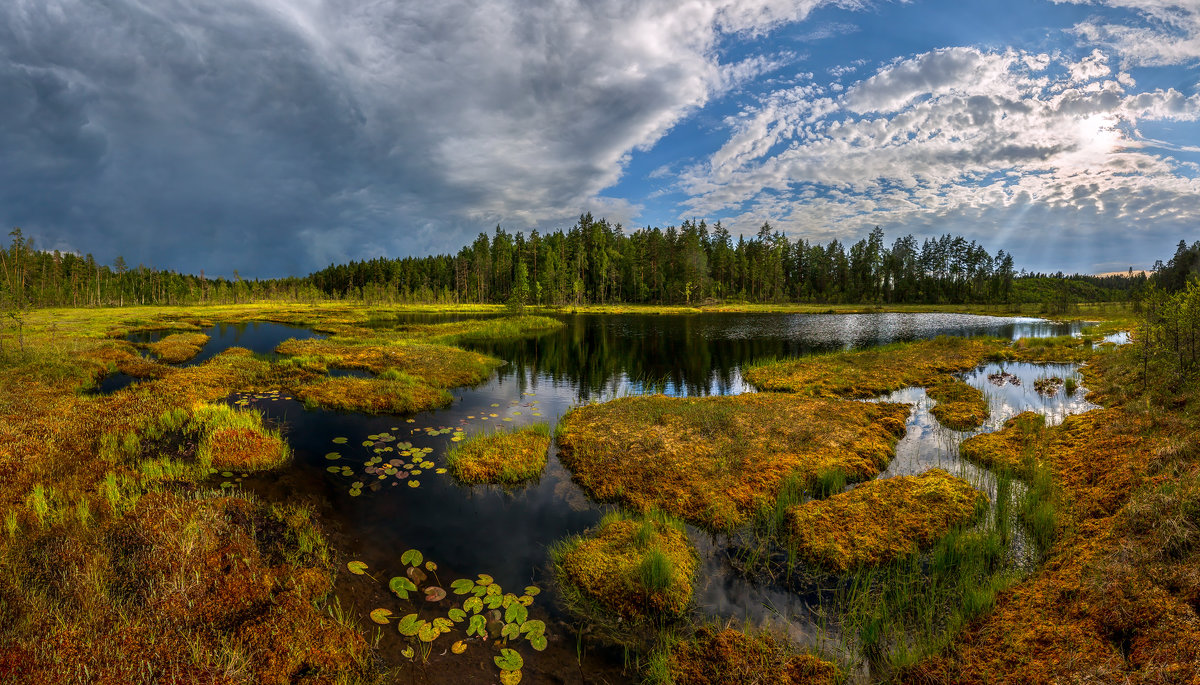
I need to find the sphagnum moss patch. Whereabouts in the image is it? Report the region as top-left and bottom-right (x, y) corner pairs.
(145, 331), (210, 363)
(927, 380), (990, 431)
(788, 468), (986, 571)
(665, 626), (840, 685)
(555, 393), (909, 531)
(551, 511), (696, 622)
(445, 423), (551, 485)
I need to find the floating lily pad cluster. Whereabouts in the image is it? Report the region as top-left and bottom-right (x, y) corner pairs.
(463, 396), (543, 427)
(323, 430), (445, 495)
(231, 389), (294, 406)
(345, 550), (546, 684)
(209, 468), (251, 489)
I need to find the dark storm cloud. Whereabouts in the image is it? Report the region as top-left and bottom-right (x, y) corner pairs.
(0, 0), (837, 276)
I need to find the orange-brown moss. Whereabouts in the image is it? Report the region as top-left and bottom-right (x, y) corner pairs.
(553, 513), (696, 620)
(958, 411), (1046, 477)
(789, 469), (985, 570)
(293, 375), (452, 414)
(908, 388), (1200, 682)
(445, 424), (551, 485)
(668, 627), (840, 685)
(926, 380), (989, 431)
(275, 338), (500, 387)
(146, 332), (210, 363)
(556, 393), (909, 530)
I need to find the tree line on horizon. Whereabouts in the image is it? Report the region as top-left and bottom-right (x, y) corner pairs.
(1, 220), (1188, 314)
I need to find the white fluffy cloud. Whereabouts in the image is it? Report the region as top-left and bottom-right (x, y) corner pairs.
(1056, 0), (1200, 65)
(679, 44), (1200, 246)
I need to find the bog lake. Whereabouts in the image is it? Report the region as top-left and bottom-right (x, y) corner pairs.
(103, 312), (1110, 683)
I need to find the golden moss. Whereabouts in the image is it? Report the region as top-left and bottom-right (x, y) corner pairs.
(746, 337), (1000, 398)
(668, 627), (840, 685)
(556, 393), (909, 530)
(445, 424), (551, 485)
(293, 375), (452, 414)
(958, 411), (1046, 477)
(145, 332), (210, 363)
(553, 513), (696, 621)
(926, 380), (989, 431)
(276, 337), (500, 387)
(789, 469), (985, 570)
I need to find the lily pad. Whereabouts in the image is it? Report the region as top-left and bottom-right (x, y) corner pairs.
(332, 437), (348, 444)
(451, 640), (467, 655)
(505, 603), (528, 625)
(347, 561), (368, 575)
(408, 479), (420, 488)
(448, 608), (467, 623)
(463, 596), (484, 614)
(401, 646), (415, 659)
(369, 608), (393, 625)
(467, 614), (486, 637)
(524, 586), (540, 597)
(397, 613), (422, 637)
(477, 573), (494, 586)
(407, 566), (427, 584)
(501, 622), (521, 641)
(424, 586), (447, 602)
(499, 670), (522, 685)
(326, 466), (342, 473)
(520, 619), (545, 637)
(425, 560), (438, 572)
(401, 549), (424, 567)
(529, 635), (547, 651)
(418, 621), (439, 643)
(432, 617), (453, 633)
(389, 576), (418, 599)
(325, 452), (341, 460)
(495, 648), (523, 672)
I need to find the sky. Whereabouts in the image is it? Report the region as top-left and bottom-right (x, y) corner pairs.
(2, 0), (1199, 278)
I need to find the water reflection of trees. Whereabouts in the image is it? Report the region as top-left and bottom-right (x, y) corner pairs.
(468, 314), (1082, 401)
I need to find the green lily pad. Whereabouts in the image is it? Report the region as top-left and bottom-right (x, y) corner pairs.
(369, 608), (393, 625)
(505, 603), (528, 625)
(389, 576), (418, 599)
(524, 586), (540, 597)
(347, 561), (368, 575)
(521, 619), (545, 637)
(332, 437), (348, 444)
(494, 648), (523, 672)
(432, 617), (453, 633)
(401, 549), (423, 568)
(401, 645), (415, 659)
(418, 621), (438, 643)
(463, 596), (483, 614)
(529, 635), (547, 651)
(477, 573), (494, 586)
(501, 622), (521, 641)
(397, 613), (421, 637)
(448, 608), (467, 623)
(467, 614), (486, 637)
(326, 465), (342, 473)
(324, 452), (341, 460)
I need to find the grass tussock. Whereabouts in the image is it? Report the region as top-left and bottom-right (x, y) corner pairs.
(293, 375), (452, 414)
(663, 626), (840, 685)
(550, 510), (696, 623)
(959, 411), (1047, 477)
(445, 423), (551, 485)
(146, 332), (210, 363)
(555, 393), (909, 531)
(275, 337), (500, 387)
(926, 380), (990, 431)
(788, 469), (986, 571)
(747, 335), (1095, 399)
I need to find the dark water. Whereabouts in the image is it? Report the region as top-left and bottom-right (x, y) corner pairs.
(129, 320), (324, 365)
(149, 312), (1095, 682)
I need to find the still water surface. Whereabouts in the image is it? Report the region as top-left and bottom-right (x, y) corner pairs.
(132, 313), (1102, 682)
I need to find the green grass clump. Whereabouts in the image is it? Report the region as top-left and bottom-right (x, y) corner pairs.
(550, 510), (696, 624)
(445, 423), (551, 485)
(146, 332), (210, 363)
